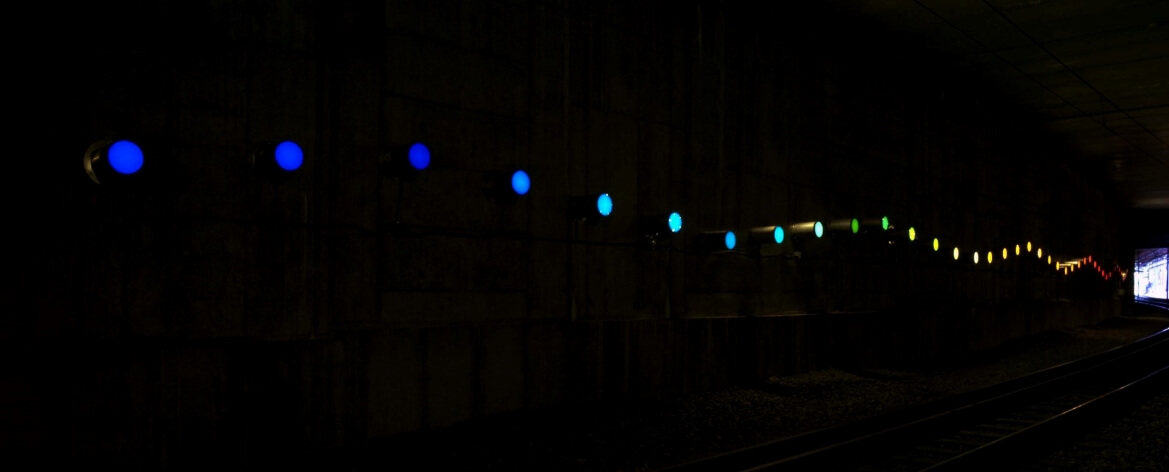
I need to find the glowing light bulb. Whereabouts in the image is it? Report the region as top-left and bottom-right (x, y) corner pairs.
(881, 216), (889, 230)
(953, 247), (959, 260)
(933, 238), (940, 252)
(668, 212), (682, 233)
(1027, 242), (1032, 252)
(908, 227), (916, 241)
(596, 193), (613, 216)
(108, 140), (144, 174)
(814, 221), (823, 238)
(1015, 245), (1020, 256)
(725, 231), (737, 250)
(988, 252), (993, 264)
(773, 226), (785, 244)
(851, 219), (859, 234)
(974, 252), (980, 264)
(1038, 248), (1043, 258)
(511, 170), (530, 195)
(1003, 248), (1008, 260)
(408, 143), (430, 170)
(275, 141), (303, 171)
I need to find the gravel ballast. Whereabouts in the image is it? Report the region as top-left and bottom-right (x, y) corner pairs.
(355, 313), (1169, 471)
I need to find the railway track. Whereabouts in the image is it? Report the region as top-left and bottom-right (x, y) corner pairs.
(664, 324), (1169, 472)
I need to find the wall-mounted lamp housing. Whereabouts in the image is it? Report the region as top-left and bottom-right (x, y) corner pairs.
(251, 140), (304, 183)
(568, 193), (613, 223)
(851, 216), (891, 234)
(749, 225), (785, 245)
(789, 221), (824, 239)
(84, 139), (144, 184)
(380, 142), (430, 181)
(692, 230), (737, 252)
(827, 218), (861, 235)
(640, 212), (682, 241)
(484, 168), (531, 204)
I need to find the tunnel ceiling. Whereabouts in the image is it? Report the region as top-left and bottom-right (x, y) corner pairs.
(820, 0), (1169, 209)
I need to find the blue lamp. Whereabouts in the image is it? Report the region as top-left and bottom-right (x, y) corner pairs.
(381, 142), (431, 181)
(484, 168), (532, 204)
(251, 140), (304, 183)
(568, 192), (614, 223)
(640, 212), (683, 241)
(693, 230), (738, 252)
(84, 139), (145, 184)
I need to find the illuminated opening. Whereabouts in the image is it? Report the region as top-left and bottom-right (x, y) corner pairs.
(851, 219), (859, 234)
(511, 170), (530, 195)
(773, 226), (785, 244)
(908, 227), (916, 241)
(725, 231), (737, 250)
(408, 143), (430, 170)
(974, 252), (979, 264)
(953, 247), (959, 261)
(275, 141), (303, 171)
(1015, 245), (1021, 256)
(933, 238), (940, 252)
(108, 140), (144, 175)
(881, 216), (889, 230)
(1027, 242), (1033, 252)
(1038, 248), (1043, 258)
(668, 212), (682, 233)
(596, 193), (613, 216)
(814, 221), (824, 238)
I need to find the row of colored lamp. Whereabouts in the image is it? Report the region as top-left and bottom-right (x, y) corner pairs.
(84, 139), (1122, 279)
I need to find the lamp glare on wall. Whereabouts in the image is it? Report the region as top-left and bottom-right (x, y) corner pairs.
(84, 139), (144, 184)
(251, 140), (304, 182)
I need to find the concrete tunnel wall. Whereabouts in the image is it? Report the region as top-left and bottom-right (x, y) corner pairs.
(5, 0), (1123, 464)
